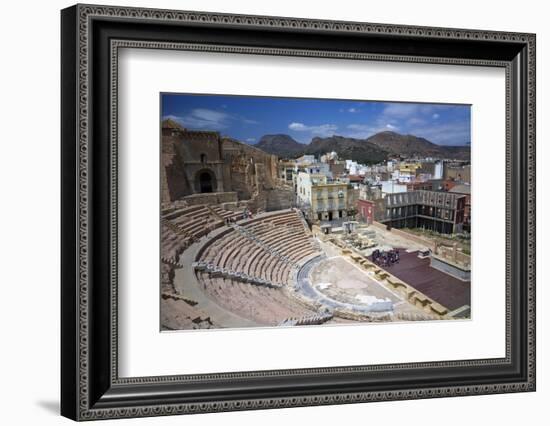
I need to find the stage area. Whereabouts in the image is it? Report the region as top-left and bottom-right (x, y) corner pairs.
(369, 249), (471, 311)
(310, 256), (399, 305)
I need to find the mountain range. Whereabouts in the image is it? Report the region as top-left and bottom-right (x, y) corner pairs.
(254, 131), (470, 163)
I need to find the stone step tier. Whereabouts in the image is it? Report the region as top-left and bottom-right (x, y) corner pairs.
(278, 312), (334, 327)
(192, 261), (283, 289)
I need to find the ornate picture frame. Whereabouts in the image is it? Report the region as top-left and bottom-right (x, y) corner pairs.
(61, 4), (535, 420)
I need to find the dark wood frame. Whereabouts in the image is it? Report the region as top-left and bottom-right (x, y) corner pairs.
(61, 4), (536, 421)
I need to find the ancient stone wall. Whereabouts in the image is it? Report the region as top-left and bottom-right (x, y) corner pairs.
(182, 192), (238, 206)
(266, 188), (294, 212)
(161, 120), (289, 210)
(161, 134), (192, 203)
(221, 137), (279, 197)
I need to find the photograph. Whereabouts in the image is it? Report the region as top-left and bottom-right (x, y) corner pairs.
(160, 94), (472, 331)
(55, 2), (536, 421)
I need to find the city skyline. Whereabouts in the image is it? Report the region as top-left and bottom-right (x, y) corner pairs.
(161, 94), (471, 147)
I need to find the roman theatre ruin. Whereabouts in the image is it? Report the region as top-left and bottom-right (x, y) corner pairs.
(160, 119), (470, 330)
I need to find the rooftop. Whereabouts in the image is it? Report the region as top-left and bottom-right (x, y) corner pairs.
(449, 184), (471, 195)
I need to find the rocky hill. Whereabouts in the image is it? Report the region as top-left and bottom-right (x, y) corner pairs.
(366, 131), (470, 160)
(254, 130), (470, 162)
(306, 136), (388, 165)
(255, 134), (305, 158)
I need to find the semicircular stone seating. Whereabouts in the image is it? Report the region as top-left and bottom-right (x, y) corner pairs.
(161, 203), (246, 293)
(196, 209), (322, 325)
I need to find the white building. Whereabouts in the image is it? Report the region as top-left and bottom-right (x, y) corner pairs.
(305, 162), (331, 177)
(296, 172), (325, 206)
(296, 155), (316, 166)
(434, 161), (444, 179)
(380, 180), (408, 196)
(320, 151), (338, 163)
(350, 164), (360, 175)
(391, 170), (414, 183)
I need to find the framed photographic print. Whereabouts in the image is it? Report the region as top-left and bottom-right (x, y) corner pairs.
(61, 4), (536, 421)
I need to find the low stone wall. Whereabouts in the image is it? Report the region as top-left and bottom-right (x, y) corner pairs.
(182, 191), (238, 206)
(437, 245), (471, 268)
(219, 200), (253, 211)
(430, 256), (471, 281)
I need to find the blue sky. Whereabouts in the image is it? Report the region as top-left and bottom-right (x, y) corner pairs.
(162, 94), (471, 146)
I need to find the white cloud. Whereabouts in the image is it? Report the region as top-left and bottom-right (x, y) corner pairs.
(174, 108), (231, 130)
(368, 104), (469, 145)
(407, 117), (426, 126)
(245, 137), (256, 143)
(288, 122), (337, 137)
(382, 103), (449, 120)
(348, 107), (359, 113)
(166, 108), (258, 130)
(382, 103), (424, 118)
(408, 121), (470, 146)
(288, 122), (306, 131)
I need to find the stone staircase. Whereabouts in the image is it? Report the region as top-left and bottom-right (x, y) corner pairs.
(161, 256), (183, 268)
(192, 260), (283, 288)
(278, 312), (334, 327)
(395, 312), (439, 321)
(161, 217), (194, 240)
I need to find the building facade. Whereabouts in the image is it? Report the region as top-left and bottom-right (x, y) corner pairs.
(380, 180), (408, 195)
(406, 181), (434, 191)
(277, 160), (297, 184)
(296, 172), (354, 221)
(377, 190), (467, 234)
(357, 199), (375, 224)
(449, 184), (471, 233)
(444, 163), (471, 184)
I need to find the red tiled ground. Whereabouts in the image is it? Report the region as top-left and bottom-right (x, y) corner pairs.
(369, 249), (471, 311)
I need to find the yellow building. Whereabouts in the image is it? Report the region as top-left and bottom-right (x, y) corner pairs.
(399, 162), (422, 174)
(296, 172), (353, 221)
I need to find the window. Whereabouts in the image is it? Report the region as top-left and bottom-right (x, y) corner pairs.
(200, 153), (207, 163)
